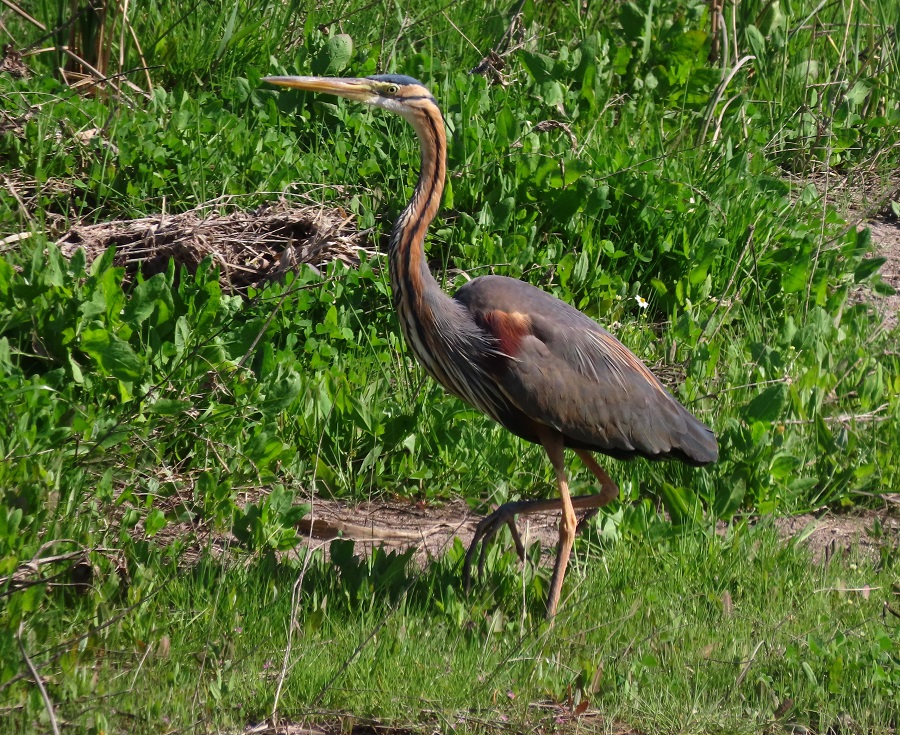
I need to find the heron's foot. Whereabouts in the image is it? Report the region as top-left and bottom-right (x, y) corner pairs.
(463, 499), (533, 593)
(575, 507), (599, 535)
(462, 496), (607, 595)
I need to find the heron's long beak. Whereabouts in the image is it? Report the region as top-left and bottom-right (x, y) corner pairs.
(262, 76), (376, 104)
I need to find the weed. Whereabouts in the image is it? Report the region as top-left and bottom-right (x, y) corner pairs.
(1, 0), (898, 731)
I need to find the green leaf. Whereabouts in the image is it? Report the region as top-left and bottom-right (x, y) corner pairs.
(123, 273), (174, 326)
(659, 482), (701, 525)
(0, 257), (13, 299)
(853, 257), (886, 283)
(616, 0), (653, 62)
(713, 475), (745, 519)
(801, 661), (817, 685)
(537, 80), (564, 108)
(745, 25), (766, 61)
(261, 367), (302, 416)
(552, 189), (584, 223)
(789, 60), (819, 83)
(80, 328), (142, 381)
(313, 33), (354, 75)
(145, 509), (167, 536)
(770, 452), (801, 480)
(147, 398), (193, 415)
(520, 51), (555, 83)
(619, 2), (646, 43)
(782, 262), (809, 292)
(744, 383), (789, 423)
(68, 353), (84, 384)
(216, 0), (240, 60)
(495, 106), (515, 149)
(844, 81), (869, 107)
(491, 197), (516, 230)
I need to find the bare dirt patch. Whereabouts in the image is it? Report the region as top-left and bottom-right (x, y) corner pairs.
(801, 169), (900, 329)
(115, 486), (898, 578)
(295, 496), (562, 565)
(835, 175), (899, 329)
(867, 215), (900, 330)
(245, 705), (638, 735)
(291, 495), (899, 566)
(771, 505), (899, 561)
(245, 704), (639, 735)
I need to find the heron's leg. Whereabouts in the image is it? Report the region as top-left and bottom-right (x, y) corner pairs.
(572, 449), (620, 532)
(462, 449), (620, 606)
(463, 493), (613, 587)
(542, 431), (575, 620)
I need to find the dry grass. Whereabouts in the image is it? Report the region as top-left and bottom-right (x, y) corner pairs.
(57, 196), (377, 292)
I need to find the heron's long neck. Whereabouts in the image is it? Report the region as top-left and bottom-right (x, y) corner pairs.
(388, 103), (453, 354)
(387, 101), (502, 414)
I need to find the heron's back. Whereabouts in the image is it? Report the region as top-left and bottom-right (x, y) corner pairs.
(453, 276), (718, 466)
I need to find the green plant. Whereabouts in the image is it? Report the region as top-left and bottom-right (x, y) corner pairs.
(1, 0), (899, 731)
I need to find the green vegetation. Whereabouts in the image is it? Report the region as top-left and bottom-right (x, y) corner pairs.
(1, 0), (898, 732)
(4, 523), (900, 733)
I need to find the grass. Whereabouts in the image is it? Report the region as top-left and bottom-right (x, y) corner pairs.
(1, 0), (899, 731)
(4, 524), (899, 733)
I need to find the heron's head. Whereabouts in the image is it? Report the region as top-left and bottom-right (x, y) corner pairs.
(262, 74), (435, 125)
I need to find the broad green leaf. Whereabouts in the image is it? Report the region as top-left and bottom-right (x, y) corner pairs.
(145, 509), (167, 536)
(313, 33), (354, 75)
(147, 398), (193, 415)
(853, 257), (886, 283)
(713, 475), (745, 519)
(0, 258), (13, 298)
(789, 59), (819, 83)
(744, 383), (789, 423)
(745, 25), (766, 61)
(68, 353), (84, 384)
(261, 367), (302, 416)
(770, 452), (801, 480)
(495, 107), (514, 149)
(80, 328), (142, 381)
(619, 2), (646, 43)
(782, 262), (809, 292)
(659, 482), (701, 525)
(519, 51), (555, 83)
(123, 273), (174, 326)
(491, 197), (516, 230)
(844, 81), (869, 107)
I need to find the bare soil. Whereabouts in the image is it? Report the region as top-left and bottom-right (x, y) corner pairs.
(815, 170), (900, 329)
(867, 215), (900, 330)
(290, 495), (899, 565)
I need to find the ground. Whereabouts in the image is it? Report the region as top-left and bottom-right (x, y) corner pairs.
(868, 215), (900, 330)
(291, 495), (899, 565)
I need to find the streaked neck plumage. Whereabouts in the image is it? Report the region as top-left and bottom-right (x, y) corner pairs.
(387, 100), (447, 314)
(386, 95), (462, 382)
(384, 88), (507, 421)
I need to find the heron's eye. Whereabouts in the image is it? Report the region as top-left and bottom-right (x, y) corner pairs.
(385, 84), (400, 95)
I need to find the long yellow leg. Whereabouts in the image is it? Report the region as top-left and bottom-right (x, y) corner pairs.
(541, 431), (575, 619)
(571, 449), (620, 530)
(462, 442), (621, 618)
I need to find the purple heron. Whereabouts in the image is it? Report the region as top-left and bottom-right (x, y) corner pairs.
(264, 75), (718, 618)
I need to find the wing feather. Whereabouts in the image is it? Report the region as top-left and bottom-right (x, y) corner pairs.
(455, 275), (717, 465)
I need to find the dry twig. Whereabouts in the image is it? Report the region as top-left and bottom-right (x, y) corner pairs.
(57, 197), (376, 293)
